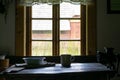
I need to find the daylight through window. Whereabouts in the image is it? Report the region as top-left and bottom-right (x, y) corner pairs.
(31, 3), (81, 56)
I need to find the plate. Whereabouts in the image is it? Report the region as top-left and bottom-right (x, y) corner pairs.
(15, 62), (55, 69)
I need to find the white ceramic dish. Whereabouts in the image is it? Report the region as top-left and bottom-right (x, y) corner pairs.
(23, 57), (46, 65)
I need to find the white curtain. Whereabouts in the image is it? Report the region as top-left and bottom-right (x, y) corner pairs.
(19, 0), (93, 6)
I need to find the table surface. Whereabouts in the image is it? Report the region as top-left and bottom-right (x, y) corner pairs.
(0, 63), (112, 80)
(3, 63), (111, 75)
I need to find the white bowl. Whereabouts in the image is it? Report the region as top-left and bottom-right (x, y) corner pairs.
(23, 57), (46, 65)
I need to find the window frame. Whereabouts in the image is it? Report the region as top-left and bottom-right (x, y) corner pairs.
(15, 1), (96, 56)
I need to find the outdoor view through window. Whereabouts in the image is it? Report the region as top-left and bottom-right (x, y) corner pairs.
(32, 2), (81, 56)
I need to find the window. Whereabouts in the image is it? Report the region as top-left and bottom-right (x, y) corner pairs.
(31, 3), (81, 56)
(15, 1), (96, 56)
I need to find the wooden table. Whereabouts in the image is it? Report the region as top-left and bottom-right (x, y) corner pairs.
(1, 63), (112, 80)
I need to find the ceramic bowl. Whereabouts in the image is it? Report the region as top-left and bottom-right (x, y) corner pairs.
(23, 57), (46, 65)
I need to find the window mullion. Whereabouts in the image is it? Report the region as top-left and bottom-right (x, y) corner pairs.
(53, 5), (60, 56)
(57, 4), (60, 56)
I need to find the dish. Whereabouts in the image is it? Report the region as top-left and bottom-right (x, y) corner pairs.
(23, 57), (46, 65)
(15, 62), (55, 69)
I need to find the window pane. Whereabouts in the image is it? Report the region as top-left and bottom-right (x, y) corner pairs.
(32, 20), (52, 40)
(32, 41), (52, 56)
(32, 4), (52, 18)
(60, 2), (80, 18)
(60, 41), (81, 55)
(60, 20), (81, 40)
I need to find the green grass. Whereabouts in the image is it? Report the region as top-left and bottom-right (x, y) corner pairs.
(32, 41), (81, 56)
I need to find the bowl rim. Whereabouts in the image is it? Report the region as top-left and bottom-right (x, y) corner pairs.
(22, 57), (46, 60)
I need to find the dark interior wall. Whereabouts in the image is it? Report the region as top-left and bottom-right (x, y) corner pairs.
(0, 1), (15, 55)
(97, 0), (120, 53)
